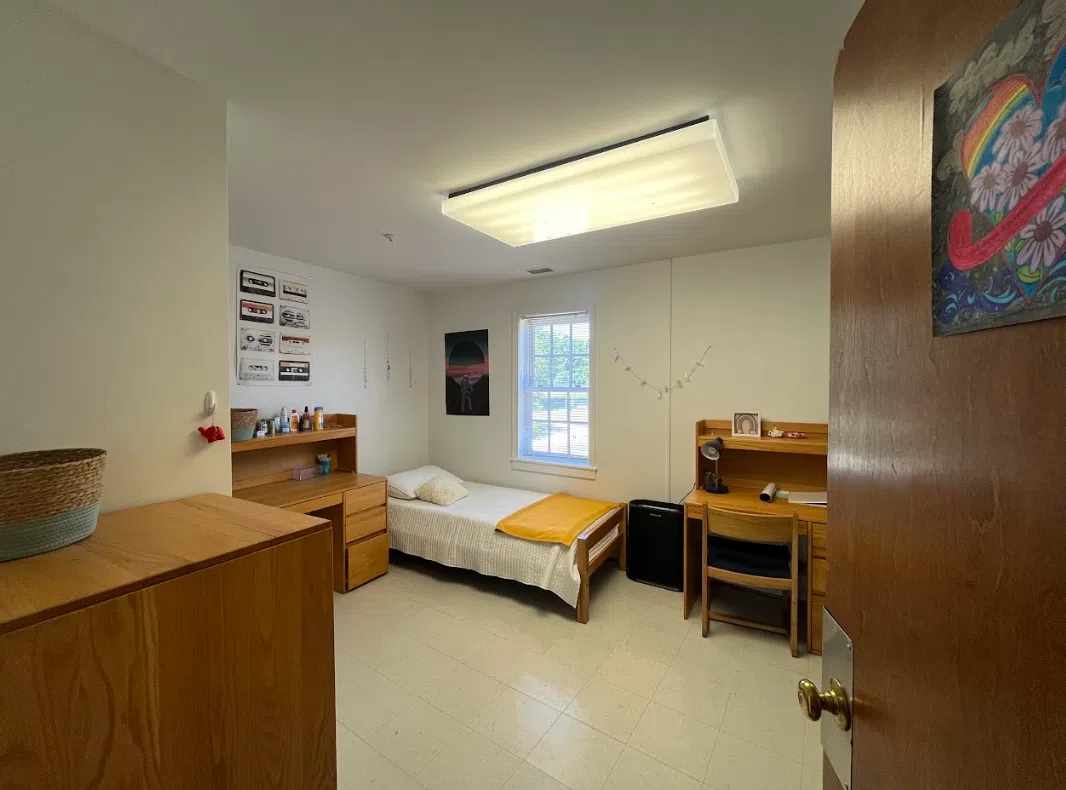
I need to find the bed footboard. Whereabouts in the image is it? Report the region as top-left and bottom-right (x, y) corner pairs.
(575, 505), (627, 623)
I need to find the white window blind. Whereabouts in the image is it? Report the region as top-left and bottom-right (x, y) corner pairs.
(517, 311), (592, 467)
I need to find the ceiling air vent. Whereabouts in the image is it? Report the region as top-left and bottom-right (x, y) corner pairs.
(526, 267), (554, 275)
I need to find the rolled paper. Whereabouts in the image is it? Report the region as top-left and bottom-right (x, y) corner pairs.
(760, 483), (778, 503)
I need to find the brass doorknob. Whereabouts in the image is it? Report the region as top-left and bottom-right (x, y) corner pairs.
(797, 677), (852, 731)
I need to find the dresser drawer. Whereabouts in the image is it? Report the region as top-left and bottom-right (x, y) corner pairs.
(346, 532), (389, 589)
(344, 482), (386, 516)
(810, 556), (828, 596)
(345, 506), (386, 544)
(810, 522), (828, 559)
(286, 492), (343, 515)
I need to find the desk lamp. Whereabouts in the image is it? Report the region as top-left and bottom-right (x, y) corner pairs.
(700, 438), (729, 494)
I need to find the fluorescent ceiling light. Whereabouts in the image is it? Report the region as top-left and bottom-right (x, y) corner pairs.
(441, 116), (738, 247)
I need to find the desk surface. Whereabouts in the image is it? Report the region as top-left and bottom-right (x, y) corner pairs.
(234, 471), (386, 510)
(684, 487), (828, 524)
(0, 494), (329, 635)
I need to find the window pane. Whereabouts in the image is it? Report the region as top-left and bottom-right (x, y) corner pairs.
(572, 355), (590, 388)
(533, 325), (551, 355)
(534, 357), (551, 387)
(519, 313), (592, 466)
(531, 421), (549, 453)
(570, 424), (589, 459)
(550, 392), (568, 421)
(552, 324), (571, 354)
(570, 392), (589, 422)
(572, 322), (590, 354)
(552, 356), (571, 387)
(550, 423), (569, 454)
(531, 392), (549, 421)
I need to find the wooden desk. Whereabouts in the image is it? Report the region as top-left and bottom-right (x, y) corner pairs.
(231, 414), (389, 592)
(684, 487), (828, 524)
(236, 471), (388, 592)
(0, 494), (336, 788)
(688, 419), (829, 653)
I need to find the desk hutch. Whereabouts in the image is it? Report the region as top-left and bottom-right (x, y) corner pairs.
(231, 414), (388, 592)
(684, 419), (829, 653)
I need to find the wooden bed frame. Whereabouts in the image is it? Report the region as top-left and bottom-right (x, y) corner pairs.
(575, 505), (627, 624)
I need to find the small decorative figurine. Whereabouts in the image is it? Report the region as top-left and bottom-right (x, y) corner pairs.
(767, 427), (784, 438)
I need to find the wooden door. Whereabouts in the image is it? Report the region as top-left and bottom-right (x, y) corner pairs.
(829, 0), (1066, 787)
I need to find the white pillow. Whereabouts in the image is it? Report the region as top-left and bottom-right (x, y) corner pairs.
(415, 475), (469, 506)
(387, 465), (461, 500)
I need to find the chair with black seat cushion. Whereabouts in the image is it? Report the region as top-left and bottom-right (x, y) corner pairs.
(702, 505), (800, 656)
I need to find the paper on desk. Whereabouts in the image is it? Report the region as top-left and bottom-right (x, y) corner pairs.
(788, 491), (827, 506)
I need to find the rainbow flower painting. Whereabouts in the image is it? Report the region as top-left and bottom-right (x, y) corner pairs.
(932, 0), (1066, 335)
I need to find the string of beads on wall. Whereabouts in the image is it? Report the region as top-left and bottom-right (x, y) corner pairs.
(364, 337), (413, 388)
(612, 345), (711, 399)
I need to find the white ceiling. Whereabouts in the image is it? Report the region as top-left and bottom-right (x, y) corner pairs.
(49, 0), (862, 289)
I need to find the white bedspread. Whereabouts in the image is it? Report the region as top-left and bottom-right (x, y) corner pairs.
(387, 482), (617, 607)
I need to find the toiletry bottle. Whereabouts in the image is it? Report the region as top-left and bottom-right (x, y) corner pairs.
(314, 406), (324, 430)
(280, 406), (290, 434)
(290, 409), (299, 433)
(301, 406), (311, 432)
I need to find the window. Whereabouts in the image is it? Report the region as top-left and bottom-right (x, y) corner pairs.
(514, 311), (595, 478)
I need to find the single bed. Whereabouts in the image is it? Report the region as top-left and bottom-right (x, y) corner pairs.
(388, 481), (626, 623)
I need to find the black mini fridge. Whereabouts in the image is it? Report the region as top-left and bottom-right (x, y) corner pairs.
(626, 500), (684, 591)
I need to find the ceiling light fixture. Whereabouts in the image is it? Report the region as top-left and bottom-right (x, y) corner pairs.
(441, 116), (738, 247)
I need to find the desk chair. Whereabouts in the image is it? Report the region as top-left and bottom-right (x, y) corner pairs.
(702, 505), (800, 657)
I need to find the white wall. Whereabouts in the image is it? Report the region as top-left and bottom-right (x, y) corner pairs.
(427, 238), (830, 503)
(667, 238), (831, 499)
(230, 246), (430, 476)
(1, 0), (230, 511)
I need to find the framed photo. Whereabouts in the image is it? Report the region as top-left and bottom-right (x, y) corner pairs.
(732, 412), (761, 438)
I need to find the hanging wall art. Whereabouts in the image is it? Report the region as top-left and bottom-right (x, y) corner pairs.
(933, 0), (1066, 335)
(445, 329), (489, 415)
(236, 265), (312, 385)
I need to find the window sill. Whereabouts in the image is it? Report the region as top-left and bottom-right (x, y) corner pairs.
(510, 458), (598, 480)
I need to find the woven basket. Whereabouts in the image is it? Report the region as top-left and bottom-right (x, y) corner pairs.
(0, 448), (107, 562)
(231, 408), (258, 442)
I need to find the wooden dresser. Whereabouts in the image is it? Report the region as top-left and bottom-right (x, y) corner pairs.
(684, 419), (830, 654)
(0, 494), (336, 788)
(232, 413), (389, 592)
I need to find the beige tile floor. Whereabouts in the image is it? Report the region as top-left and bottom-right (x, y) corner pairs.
(335, 555), (824, 790)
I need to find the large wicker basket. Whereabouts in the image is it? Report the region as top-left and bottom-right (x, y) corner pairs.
(0, 448), (107, 562)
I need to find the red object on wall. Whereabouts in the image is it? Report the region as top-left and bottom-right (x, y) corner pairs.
(198, 425), (226, 443)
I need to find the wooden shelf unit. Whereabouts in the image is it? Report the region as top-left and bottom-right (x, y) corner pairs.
(695, 432), (828, 456)
(231, 413), (388, 593)
(231, 424), (357, 453)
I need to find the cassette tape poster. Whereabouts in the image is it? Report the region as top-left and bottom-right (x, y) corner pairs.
(235, 262), (311, 386)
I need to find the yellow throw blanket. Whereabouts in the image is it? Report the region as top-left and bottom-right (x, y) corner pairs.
(496, 493), (619, 546)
